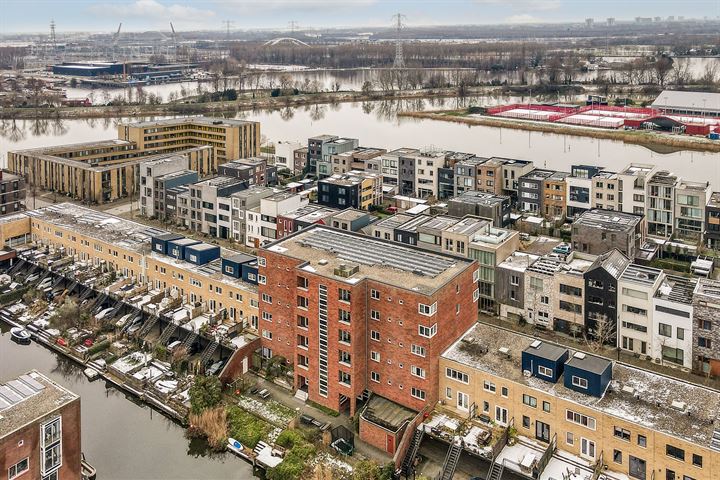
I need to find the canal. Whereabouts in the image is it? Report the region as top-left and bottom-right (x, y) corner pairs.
(1, 98), (720, 186)
(0, 323), (254, 480)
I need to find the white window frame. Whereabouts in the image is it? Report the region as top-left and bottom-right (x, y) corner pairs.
(40, 417), (62, 476)
(411, 344), (426, 357)
(411, 387), (426, 400)
(258, 256), (266, 267)
(411, 366), (426, 379)
(445, 367), (469, 384)
(571, 376), (589, 389)
(483, 380), (496, 393)
(418, 323), (437, 338)
(8, 457), (29, 480)
(371, 371), (380, 383)
(566, 409), (596, 430)
(418, 302), (437, 316)
(538, 365), (553, 378)
(370, 351), (380, 362)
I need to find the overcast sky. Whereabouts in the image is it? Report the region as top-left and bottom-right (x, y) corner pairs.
(2, 0), (720, 34)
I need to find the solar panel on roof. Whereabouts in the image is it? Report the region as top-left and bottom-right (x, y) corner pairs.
(0, 385), (23, 404)
(7, 380), (34, 396)
(18, 374), (45, 392)
(299, 229), (455, 277)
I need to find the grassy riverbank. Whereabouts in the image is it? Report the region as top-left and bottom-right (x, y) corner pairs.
(0, 86), (507, 120)
(397, 110), (720, 153)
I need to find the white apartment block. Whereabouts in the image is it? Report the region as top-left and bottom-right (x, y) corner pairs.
(245, 192), (307, 248)
(617, 264), (664, 356)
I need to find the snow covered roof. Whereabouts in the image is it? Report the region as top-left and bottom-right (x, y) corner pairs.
(442, 323), (720, 447)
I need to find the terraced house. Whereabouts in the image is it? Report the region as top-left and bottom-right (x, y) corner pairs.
(439, 323), (720, 480)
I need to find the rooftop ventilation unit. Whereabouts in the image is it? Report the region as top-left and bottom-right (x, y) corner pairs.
(334, 263), (359, 278)
(671, 400), (687, 412)
(498, 347), (510, 356)
(621, 385), (635, 396)
(318, 259), (328, 265)
(530, 340), (542, 349)
(574, 351), (587, 360)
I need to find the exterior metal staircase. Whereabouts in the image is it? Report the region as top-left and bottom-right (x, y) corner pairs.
(487, 458), (505, 480)
(199, 341), (219, 367)
(157, 323), (177, 345)
(181, 330), (198, 350)
(438, 438), (462, 480)
(137, 315), (159, 338)
(401, 428), (425, 476)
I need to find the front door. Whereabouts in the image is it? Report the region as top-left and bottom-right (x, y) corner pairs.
(386, 434), (395, 455)
(536, 421), (550, 442)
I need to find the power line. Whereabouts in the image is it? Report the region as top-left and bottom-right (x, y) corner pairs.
(391, 13), (406, 69)
(222, 20), (234, 41)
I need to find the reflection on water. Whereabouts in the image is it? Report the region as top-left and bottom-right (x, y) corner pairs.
(0, 327), (252, 479)
(1, 97), (719, 187)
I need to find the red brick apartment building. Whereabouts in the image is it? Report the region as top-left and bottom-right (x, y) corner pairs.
(0, 370), (82, 480)
(259, 226), (479, 452)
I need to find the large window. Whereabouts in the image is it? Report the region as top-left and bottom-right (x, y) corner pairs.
(418, 302), (437, 316)
(446, 367), (469, 384)
(566, 409), (596, 430)
(522, 394), (537, 408)
(418, 324), (437, 338)
(614, 426), (631, 441)
(41, 417), (62, 476)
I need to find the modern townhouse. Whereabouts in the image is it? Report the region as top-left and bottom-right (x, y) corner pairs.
(499, 158), (535, 201)
(227, 186), (277, 245)
(617, 163), (656, 216)
(647, 170), (679, 238)
(475, 158), (505, 196)
(566, 165), (603, 218)
(704, 192), (720, 249)
(370, 213), (414, 242)
(411, 150), (447, 199)
(591, 170), (620, 211)
(495, 252), (540, 322)
(317, 171), (383, 210)
(326, 147), (386, 176)
(245, 192), (308, 248)
(276, 204), (340, 239)
(23, 203), (260, 330)
(454, 157), (487, 196)
(293, 147), (308, 174)
(217, 157), (277, 188)
(180, 176), (248, 238)
(378, 148), (419, 189)
(439, 322), (720, 480)
(617, 264), (665, 357)
(258, 225), (479, 453)
(584, 250), (630, 343)
(692, 279), (720, 376)
(447, 190), (512, 228)
(571, 209), (646, 259)
(328, 209), (375, 233)
(314, 137), (360, 178)
(652, 275), (696, 370)
(139, 152), (202, 218)
(524, 253), (595, 333)
(543, 171), (570, 220)
(674, 179), (711, 242)
(273, 140), (304, 173)
(518, 169), (555, 214)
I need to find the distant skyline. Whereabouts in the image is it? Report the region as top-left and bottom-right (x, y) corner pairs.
(1, 0), (720, 34)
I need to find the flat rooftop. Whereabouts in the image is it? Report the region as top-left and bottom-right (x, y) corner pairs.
(521, 169), (556, 181)
(648, 170), (679, 186)
(498, 251), (540, 272)
(443, 323), (720, 447)
(192, 175), (246, 189)
(27, 203), (166, 254)
(451, 191), (509, 206)
(265, 226), (472, 293)
(620, 263), (663, 286)
(320, 171), (380, 186)
(694, 278), (720, 300)
(361, 394), (416, 431)
(0, 370), (78, 438)
(374, 214), (414, 230)
(655, 275), (697, 305)
(619, 163), (655, 176)
(574, 209), (643, 232)
(331, 209), (369, 222)
(121, 116), (258, 128)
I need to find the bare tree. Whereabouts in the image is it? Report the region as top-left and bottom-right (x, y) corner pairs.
(583, 314), (616, 353)
(654, 56), (674, 87)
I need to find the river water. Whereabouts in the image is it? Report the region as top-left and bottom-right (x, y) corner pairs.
(0, 324), (253, 480)
(1, 97), (719, 186)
